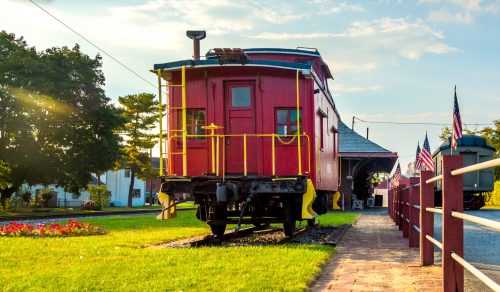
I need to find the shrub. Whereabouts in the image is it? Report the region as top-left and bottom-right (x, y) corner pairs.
(36, 189), (56, 208)
(81, 200), (101, 211)
(485, 180), (500, 206)
(0, 220), (105, 237)
(88, 185), (112, 208)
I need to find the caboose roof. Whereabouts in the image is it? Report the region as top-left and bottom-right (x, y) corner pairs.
(153, 58), (311, 71)
(338, 121), (397, 157)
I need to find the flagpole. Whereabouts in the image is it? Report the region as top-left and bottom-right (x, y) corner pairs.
(450, 85), (455, 156)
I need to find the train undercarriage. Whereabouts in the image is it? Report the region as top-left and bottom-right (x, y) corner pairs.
(160, 175), (328, 236)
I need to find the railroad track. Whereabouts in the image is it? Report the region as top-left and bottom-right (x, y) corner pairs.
(173, 224), (318, 248)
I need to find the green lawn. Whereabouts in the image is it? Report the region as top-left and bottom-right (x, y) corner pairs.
(0, 211), (357, 291)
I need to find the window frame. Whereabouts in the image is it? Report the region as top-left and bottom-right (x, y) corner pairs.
(275, 108), (303, 145)
(177, 108), (207, 144)
(124, 169), (131, 178)
(318, 109), (327, 152)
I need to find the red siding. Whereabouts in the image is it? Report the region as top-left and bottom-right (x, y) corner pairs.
(167, 59), (339, 192)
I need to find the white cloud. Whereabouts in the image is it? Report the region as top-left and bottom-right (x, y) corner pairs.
(318, 2), (365, 14)
(428, 9), (474, 23)
(422, 0), (500, 23)
(251, 32), (335, 40)
(332, 83), (382, 93)
(337, 18), (457, 59)
(333, 62), (378, 72)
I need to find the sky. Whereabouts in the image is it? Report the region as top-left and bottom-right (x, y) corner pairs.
(2, 0), (499, 174)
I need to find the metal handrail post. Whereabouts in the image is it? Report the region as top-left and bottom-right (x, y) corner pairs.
(295, 70), (302, 175)
(442, 155), (464, 292)
(420, 170), (434, 266)
(157, 69), (163, 176)
(181, 65), (187, 176)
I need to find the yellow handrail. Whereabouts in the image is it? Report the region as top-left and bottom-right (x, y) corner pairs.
(167, 133), (310, 177)
(296, 70), (302, 175)
(157, 69), (163, 176)
(181, 65), (187, 176)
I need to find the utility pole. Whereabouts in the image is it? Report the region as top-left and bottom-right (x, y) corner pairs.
(352, 116), (355, 130)
(366, 127), (369, 139)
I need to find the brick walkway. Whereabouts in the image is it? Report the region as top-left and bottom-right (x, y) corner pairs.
(312, 213), (442, 291)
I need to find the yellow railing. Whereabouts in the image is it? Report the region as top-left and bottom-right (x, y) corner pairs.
(156, 67), (305, 178)
(166, 133), (311, 177)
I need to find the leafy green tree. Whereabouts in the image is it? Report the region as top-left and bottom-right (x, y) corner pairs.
(117, 93), (157, 207)
(477, 120), (500, 180)
(439, 120), (499, 180)
(88, 185), (112, 208)
(0, 31), (122, 206)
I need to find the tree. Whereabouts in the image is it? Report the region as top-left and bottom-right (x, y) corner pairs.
(439, 120), (500, 180)
(477, 120), (500, 180)
(0, 31), (122, 205)
(117, 93), (157, 207)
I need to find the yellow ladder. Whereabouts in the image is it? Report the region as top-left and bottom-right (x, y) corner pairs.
(156, 65), (187, 176)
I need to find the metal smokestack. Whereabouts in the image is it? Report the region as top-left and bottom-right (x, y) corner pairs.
(186, 30), (206, 60)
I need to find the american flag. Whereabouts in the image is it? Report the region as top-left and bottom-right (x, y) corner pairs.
(392, 163), (401, 187)
(419, 133), (434, 172)
(415, 143), (422, 171)
(451, 86), (463, 150)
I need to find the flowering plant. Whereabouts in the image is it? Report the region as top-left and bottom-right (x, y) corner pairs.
(0, 220), (105, 237)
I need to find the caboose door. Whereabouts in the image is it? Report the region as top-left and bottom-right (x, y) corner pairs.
(224, 81), (257, 174)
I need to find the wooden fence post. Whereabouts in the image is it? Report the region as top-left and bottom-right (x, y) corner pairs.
(420, 170), (434, 266)
(389, 187), (393, 220)
(442, 155), (464, 292)
(403, 188), (409, 238)
(398, 187), (404, 230)
(408, 177), (420, 247)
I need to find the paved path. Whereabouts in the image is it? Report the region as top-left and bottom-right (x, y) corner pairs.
(312, 213), (442, 291)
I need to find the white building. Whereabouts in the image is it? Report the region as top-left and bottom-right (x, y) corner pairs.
(105, 169), (146, 207)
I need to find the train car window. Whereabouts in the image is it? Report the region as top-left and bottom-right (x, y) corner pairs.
(318, 110), (327, 151)
(178, 109), (206, 140)
(276, 108), (302, 136)
(332, 126), (338, 158)
(231, 87), (251, 107)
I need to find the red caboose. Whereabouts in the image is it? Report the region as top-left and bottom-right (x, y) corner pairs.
(154, 31), (340, 236)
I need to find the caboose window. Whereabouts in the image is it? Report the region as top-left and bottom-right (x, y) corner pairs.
(178, 109), (205, 140)
(276, 109), (302, 136)
(231, 87), (251, 107)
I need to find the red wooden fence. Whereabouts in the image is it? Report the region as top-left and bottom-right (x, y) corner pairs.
(388, 155), (500, 292)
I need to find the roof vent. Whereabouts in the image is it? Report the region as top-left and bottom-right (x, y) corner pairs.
(186, 30), (206, 60)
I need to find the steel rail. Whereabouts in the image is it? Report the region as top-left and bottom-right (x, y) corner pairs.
(412, 224), (420, 233)
(451, 252), (500, 292)
(451, 211), (500, 231)
(426, 175), (442, 184)
(426, 207), (443, 214)
(451, 158), (500, 176)
(425, 235), (443, 250)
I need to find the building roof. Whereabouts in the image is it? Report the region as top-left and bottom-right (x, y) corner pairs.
(339, 121), (397, 157)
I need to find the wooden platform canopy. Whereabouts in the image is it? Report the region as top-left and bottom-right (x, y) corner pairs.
(338, 121), (398, 209)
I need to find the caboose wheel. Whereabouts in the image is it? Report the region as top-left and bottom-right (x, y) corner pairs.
(283, 200), (296, 237)
(210, 224), (226, 237)
(307, 218), (315, 227)
(209, 203), (227, 237)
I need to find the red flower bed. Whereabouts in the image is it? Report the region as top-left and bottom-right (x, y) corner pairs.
(0, 220), (105, 237)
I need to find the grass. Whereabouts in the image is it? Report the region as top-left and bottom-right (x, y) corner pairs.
(0, 211), (358, 291)
(1, 202), (196, 217)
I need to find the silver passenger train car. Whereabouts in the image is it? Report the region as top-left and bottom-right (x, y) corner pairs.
(432, 135), (495, 210)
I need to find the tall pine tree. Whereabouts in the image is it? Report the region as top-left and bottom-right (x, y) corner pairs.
(117, 93), (157, 207)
